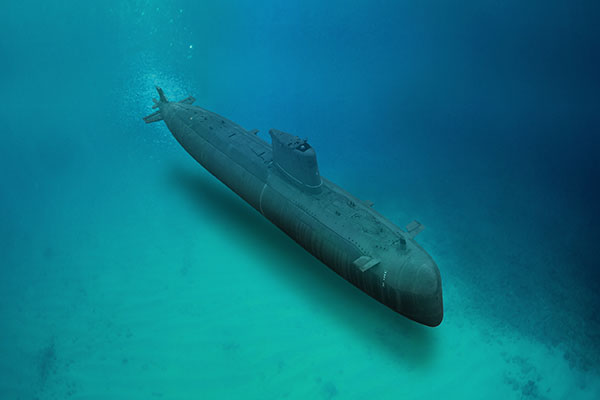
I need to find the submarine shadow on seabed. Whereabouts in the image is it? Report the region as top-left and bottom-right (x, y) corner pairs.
(168, 164), (439, 367)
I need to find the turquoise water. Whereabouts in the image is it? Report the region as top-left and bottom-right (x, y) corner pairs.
(1, 1), (599, 399)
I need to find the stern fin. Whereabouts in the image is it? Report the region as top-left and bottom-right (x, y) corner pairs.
(143, 110), (163, 124)
(156, 86), (168, 103)
(179, 96), (195, 105)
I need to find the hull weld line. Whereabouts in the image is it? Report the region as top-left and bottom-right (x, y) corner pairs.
(259, 183), (268, 215)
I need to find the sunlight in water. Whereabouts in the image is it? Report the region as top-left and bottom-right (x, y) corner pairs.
(1, 1), (598, 399)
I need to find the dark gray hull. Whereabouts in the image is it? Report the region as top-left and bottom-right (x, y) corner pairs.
(145, 89), (443, 326)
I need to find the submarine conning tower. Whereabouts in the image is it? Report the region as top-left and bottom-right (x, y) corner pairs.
(269, 129), (322, 193)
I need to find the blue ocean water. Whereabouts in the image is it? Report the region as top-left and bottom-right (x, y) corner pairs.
(1, 1), (599, 398)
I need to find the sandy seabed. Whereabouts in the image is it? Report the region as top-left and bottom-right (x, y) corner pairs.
(1, 151), (598, 400)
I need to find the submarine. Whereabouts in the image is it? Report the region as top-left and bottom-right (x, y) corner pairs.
(144, 87), (443, 326)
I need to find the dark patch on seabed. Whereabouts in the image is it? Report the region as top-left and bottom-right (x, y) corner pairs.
(37, 338), (57, 387)
(319, 378), (338, 399)
(411, 150), (600, 375)
(33, 337), (79, 399)
(502, 355), (553, 400)
(449, 225), (600, 375)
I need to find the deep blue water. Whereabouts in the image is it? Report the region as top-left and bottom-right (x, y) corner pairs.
(1, 1), (599, 399)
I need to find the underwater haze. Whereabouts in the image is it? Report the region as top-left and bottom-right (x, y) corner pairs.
(1, 1), (599, 399)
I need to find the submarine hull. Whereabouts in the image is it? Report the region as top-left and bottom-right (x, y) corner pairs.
(145, 89), (443, 327)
